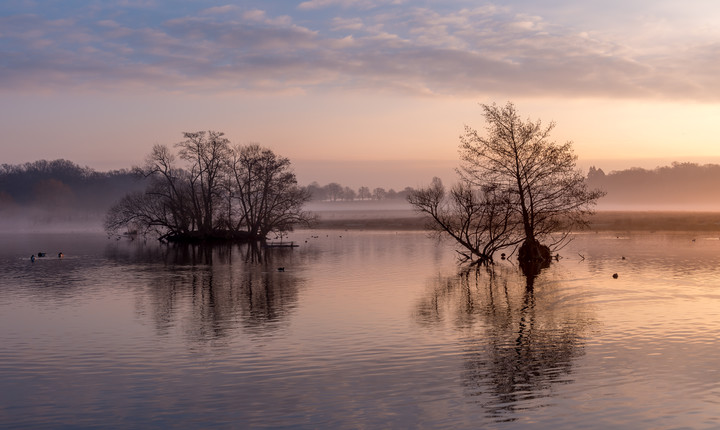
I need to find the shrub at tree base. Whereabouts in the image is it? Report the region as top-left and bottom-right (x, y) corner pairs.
(518, 240), (551, 277)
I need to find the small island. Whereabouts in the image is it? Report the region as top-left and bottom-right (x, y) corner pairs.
(105, 131), (314, 244)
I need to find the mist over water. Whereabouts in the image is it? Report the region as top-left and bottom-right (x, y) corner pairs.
(5, 157), (720, 232)
(0, 207), (106, 234)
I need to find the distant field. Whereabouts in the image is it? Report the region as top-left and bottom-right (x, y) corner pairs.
(310, 209), (720, 232)
(310, 208), (427, 230)
(588, 211), (720, 232)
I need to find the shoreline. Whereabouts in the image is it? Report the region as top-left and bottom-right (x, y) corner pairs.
(3, 210), (720, 234)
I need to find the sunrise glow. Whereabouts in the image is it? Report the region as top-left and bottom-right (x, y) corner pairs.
(1, 0), (719, 188)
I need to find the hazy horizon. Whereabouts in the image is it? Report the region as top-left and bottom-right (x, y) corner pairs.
(7, 156), (720, 217)
(7, 155), (720, 192)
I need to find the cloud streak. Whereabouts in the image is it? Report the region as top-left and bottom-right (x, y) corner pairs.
(1, 2), (718, 100)
(297, 0), (404, 11)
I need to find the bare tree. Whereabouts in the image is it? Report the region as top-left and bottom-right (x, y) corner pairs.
(372, 187), (387, 200)
(357, 186), (371, 200)
(324, 183), (343, 201)
(305, 181), (326, 201)
(105, 188), (179, 239)
(342, 186), (356, 201)
(229, 144), (313, 239)
(105, 144), (194, 240)
(408, 177), (520, 265)
(459, 102), (604, 270)
(175, 131), (231, 236)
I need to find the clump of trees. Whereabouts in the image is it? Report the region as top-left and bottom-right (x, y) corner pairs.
(409, 102), (604, 274)
(105, 131), (313, 243)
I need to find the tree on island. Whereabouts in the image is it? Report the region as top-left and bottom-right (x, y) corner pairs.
(104, 131), (313, 242)
(409, 102), (604, 274)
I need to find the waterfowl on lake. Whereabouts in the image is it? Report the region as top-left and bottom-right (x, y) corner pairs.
(277, 267), (285, 272)
(612, 273), (618, 279)
(37, 252), (46, 257)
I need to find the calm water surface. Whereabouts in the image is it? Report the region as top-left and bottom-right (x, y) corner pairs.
(2, 230), (720, 429)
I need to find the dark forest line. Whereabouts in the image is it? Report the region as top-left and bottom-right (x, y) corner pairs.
(0, 160), (145, 215)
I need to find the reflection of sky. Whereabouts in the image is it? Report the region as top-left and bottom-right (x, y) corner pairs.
(3, 231), (720, 426)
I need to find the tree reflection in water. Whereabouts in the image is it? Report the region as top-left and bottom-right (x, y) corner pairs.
(108, 241), (305, 342)
(416, 265), (595, 422)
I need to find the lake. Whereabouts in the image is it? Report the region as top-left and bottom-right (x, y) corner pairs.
(2, 230), (720, 429)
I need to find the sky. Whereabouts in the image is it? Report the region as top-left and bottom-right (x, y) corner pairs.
(1, 0), (720, 188)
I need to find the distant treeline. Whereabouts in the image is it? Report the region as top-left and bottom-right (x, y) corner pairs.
(306, 182), (415, 201)
(0, 159), (146, 215)
(587, 162), (720, 208)
(4, 159), (720, 217)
